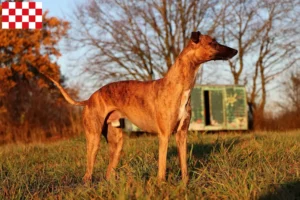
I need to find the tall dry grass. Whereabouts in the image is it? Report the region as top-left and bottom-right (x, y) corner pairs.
(0, 109), (83, 145)
(0, 81), (84, 145)
(256, 109), (300, 131)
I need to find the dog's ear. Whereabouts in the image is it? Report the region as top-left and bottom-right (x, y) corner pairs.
(191, 31), (201, 43)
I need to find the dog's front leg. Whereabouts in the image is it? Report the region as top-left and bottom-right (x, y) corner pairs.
(158, 135), (169, 182)
(176, 130), (188, 183)
(176, 99), (191, 184)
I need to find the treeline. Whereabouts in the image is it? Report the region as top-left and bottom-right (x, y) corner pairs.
(259, 72), (300, 131)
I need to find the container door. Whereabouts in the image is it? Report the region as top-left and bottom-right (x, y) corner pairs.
(225, 87), (248, 130)
(203, 89), (224, 130)
(210, 89), (224, 127)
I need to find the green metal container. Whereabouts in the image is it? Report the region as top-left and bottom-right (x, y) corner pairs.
(123, 85), (250, 132)
(189, 85), (248, 131)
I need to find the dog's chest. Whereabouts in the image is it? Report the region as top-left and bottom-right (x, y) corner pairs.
(178, 89), (190, 120)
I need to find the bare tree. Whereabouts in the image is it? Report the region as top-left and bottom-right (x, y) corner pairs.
(68, 0), (299, 124)
(219, 0), (300, 116)
(280, 70), (300, 112)
(68, 0), (227, 87)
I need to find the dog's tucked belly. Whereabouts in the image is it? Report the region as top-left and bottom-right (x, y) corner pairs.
(128, 117), (157, 133)
(107, 109), (157, 133)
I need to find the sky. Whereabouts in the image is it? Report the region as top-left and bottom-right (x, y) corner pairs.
(42, 0), (74, 17)
(42, 0), (81, 75)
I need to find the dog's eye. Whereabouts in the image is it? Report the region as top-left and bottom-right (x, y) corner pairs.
(211, 39), (217, 43)
(209, 41), (218, 47)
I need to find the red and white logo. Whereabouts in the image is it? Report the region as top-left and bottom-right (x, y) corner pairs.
(1, 1), (43, 29)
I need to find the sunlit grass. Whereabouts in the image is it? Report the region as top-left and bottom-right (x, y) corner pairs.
(1, 131), (300, 199)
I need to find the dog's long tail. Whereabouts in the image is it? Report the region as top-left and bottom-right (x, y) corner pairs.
(45, 75), (86, 106)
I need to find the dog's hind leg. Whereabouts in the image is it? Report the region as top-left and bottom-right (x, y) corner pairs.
(105, 124), (124, 180)
(82, 107), (103, 183)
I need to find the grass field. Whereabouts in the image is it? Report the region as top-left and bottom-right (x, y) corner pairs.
(1, 131), (300, 199)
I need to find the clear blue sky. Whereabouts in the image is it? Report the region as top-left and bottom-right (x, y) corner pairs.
(42, 0), (79, 20)
(42, 0), (80, 74)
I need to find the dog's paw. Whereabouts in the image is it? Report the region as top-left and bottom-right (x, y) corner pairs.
(82, 174), (92, 185)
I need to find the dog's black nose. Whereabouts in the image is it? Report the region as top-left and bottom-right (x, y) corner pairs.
(233, 49), (238, 56)
(230, 48), (238, 58)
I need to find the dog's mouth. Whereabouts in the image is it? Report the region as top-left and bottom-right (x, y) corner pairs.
(213, 44), (238, 60)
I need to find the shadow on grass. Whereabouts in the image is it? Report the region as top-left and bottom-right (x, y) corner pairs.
(161, 136), (244, 181)
(259, 181), (300, 200)
(168, 136), (245, 162)
(166, 136), (248, 181)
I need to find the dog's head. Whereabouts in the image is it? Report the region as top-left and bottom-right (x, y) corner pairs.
(189, 31), (237, 63)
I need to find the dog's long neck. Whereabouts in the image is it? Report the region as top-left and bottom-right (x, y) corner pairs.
(164, 46), (203, 91)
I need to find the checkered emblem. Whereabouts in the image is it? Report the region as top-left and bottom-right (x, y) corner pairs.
(1, 1), (42, 29)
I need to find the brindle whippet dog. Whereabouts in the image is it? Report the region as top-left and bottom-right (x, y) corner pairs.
(45, 31), (237, 183)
